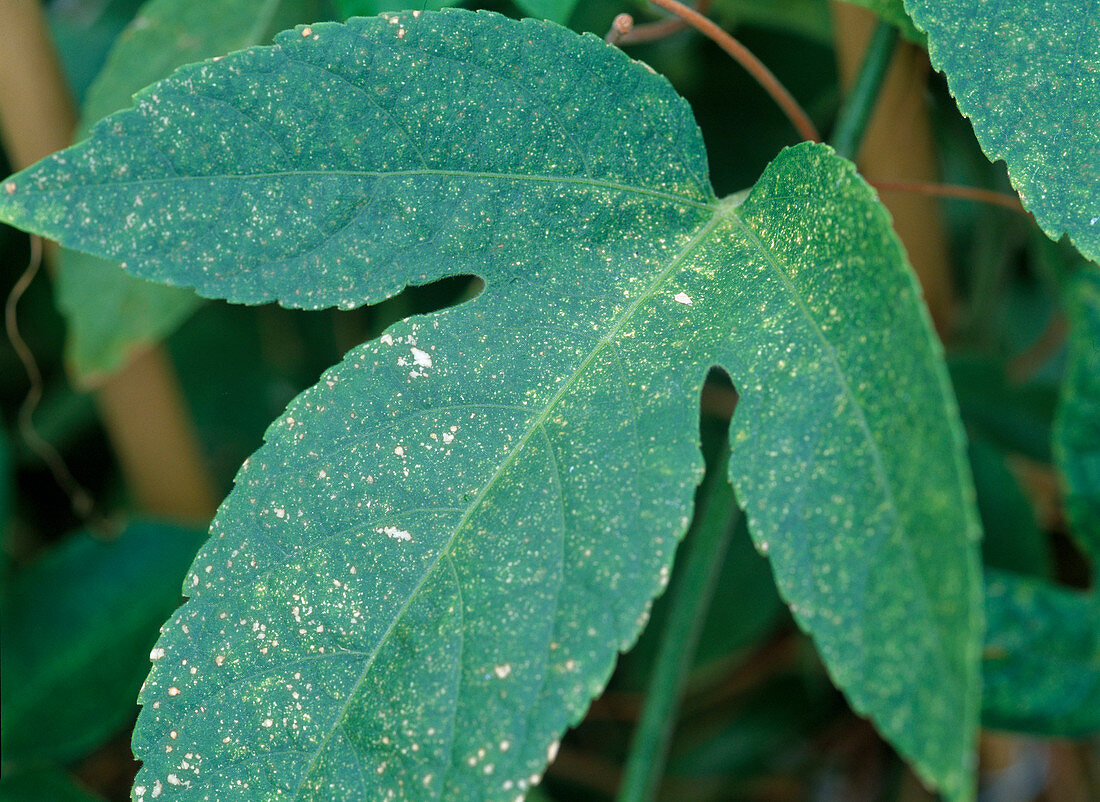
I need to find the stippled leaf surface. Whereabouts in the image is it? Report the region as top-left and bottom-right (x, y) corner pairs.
(904, 0), (1100, 262)
(58, 0), (321, 383)
(982, 570), (1100, 736)
(1054, 265), (1100, 561)
(0, 11), (981, 800)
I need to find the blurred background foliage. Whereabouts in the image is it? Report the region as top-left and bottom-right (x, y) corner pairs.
(0, 0), (1096, 800)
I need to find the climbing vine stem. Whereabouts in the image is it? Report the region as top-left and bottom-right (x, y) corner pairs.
(617, 438), (742, 802)
(831, 20), (899, 161)
(614, 0), (821, 143)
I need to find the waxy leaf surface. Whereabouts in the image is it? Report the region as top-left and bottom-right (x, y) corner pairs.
(0, 11), (981, 800)
(904, 0), (1100, 262)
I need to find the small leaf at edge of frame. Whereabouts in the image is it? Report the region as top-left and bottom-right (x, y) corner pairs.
(903, 0), (1100, 262)
(982, 569), (1100, 737)
(1053, 264), (1100, 563)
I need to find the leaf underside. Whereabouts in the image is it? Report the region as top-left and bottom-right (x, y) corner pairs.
(0, 10), (981, 800)
(903, 0), (1100, 262)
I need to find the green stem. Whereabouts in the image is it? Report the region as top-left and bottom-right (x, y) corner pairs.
(831, 21), (899, 161)
(616, 442), (741, 802)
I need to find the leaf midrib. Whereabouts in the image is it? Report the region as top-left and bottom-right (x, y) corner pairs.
(7, 169), (711, 213)
(286, 203), (726, 796)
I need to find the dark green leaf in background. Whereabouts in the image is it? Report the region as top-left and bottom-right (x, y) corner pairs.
(711, 0), (833, 45)
(335, 0), (461, 18)
(1054, 265), (1100, 562)
(0, 521), (206, 764)
(982, 569), (1100, 737)
(949, 356), (1057, 464)
(667, 673), (837, 784)
(968, 434), (1051, 579)
(58, 0), (322, 383)
(0, 767), (105, 802)
(0, 425), (11, 544)
(0, 11), (982, 800)
(511, 0), (579, 25)
(336, 1), (578, 26)
(904, 0), (1100, 263)
(47, 0), (147, 105)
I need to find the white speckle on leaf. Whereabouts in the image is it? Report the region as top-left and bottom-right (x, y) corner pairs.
(674, 292), (692, 305)
(411, 347), (432, 368)
(379, 525), (412, 542)
(4, 182), (14, 195)
(150, 647), (165, 660)
(301, 26), (312, 36)
(493, 663), (512, 679)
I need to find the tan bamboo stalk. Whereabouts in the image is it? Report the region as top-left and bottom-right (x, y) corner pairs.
(832, 3), (955, 336)
(0, 0), (217, 522)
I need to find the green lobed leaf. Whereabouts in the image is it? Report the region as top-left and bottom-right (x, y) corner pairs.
(58, 0), (321, 383)
(1054, 265), (1100, 562)
(0, 10), (982, 800)
(982, 569), (1100, 737)
(0, 521), (207, 764)
(903, 0), (1100, 262)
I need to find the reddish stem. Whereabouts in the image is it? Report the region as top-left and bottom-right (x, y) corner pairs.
(611, 0), (714, 44)
(871, 179), (1026, 214)
(610, 0), (821, 143)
